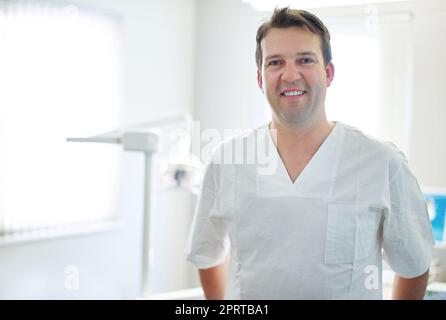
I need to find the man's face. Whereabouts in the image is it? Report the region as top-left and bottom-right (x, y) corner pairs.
(257, 27), (334, 127)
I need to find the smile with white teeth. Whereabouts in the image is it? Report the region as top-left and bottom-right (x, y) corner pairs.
(281, 90), (306, 97)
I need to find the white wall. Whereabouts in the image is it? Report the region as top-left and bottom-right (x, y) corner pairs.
(193, 0), (268, 134)
(193, 0), (446, 189)
(0, 0), (197, 299)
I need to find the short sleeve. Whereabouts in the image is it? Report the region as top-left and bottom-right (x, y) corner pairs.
(382, 154), (434, 278)
(184, 149), (234, 269)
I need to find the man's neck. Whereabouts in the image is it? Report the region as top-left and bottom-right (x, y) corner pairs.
(269, 117), (335, 152)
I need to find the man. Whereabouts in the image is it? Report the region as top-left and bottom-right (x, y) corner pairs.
(185, 7), (433, 299)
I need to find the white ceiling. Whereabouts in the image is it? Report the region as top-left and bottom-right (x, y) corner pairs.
(241, 0), (413, 11)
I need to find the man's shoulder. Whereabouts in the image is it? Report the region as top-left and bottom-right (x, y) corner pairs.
(339, 122), (407, 165)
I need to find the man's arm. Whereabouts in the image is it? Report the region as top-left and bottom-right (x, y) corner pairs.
(392, 269), (429, 300)
(198, 256), (229, 300)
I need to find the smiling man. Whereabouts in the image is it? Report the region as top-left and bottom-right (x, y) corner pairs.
(258, 26), (333, 129)
(185, 7), (433, 300)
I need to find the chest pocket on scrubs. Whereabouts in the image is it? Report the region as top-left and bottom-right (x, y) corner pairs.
(325, 203), (377, 264)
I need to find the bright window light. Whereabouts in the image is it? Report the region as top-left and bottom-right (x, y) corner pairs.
(326, 32), (381, 136)
(0, 1), (123, 233)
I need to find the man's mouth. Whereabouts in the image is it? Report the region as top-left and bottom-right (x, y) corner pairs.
(280, 89), (307, 97)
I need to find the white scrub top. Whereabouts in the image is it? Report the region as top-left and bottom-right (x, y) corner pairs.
(185, 122), (433, 299)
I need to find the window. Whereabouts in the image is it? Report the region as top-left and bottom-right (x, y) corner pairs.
(0, 1), (123, 235)
(325, 18), (381, 137)
(325, 10), (414, 153)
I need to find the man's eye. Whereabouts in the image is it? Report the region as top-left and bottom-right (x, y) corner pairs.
(301, 58), (314, 64)
(268, 60), (281, 66)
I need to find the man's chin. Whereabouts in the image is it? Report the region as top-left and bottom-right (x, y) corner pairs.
(277, 109), (314, 126)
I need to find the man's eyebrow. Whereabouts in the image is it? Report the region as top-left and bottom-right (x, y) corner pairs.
(264, 52), (317, 61)
(264, 54), (283, 61)
(296, 51), (317, 57)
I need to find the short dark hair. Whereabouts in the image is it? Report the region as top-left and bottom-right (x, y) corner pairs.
(255, 7), (332, 69)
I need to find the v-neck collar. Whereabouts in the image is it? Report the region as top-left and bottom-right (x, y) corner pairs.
(268, 121), (340, 186)
(256, 121), (343, 198)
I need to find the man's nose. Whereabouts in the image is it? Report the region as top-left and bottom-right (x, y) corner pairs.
(280, 63), (302, 83)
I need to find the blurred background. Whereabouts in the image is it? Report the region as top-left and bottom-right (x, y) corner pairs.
(0, 0), (445, 299)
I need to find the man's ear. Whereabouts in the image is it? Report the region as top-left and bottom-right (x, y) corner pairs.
(257, 69), (264, 93)
(325, 62), (334, 87)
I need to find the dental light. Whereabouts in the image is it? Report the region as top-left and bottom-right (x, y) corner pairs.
(67, 112), (202, 297)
